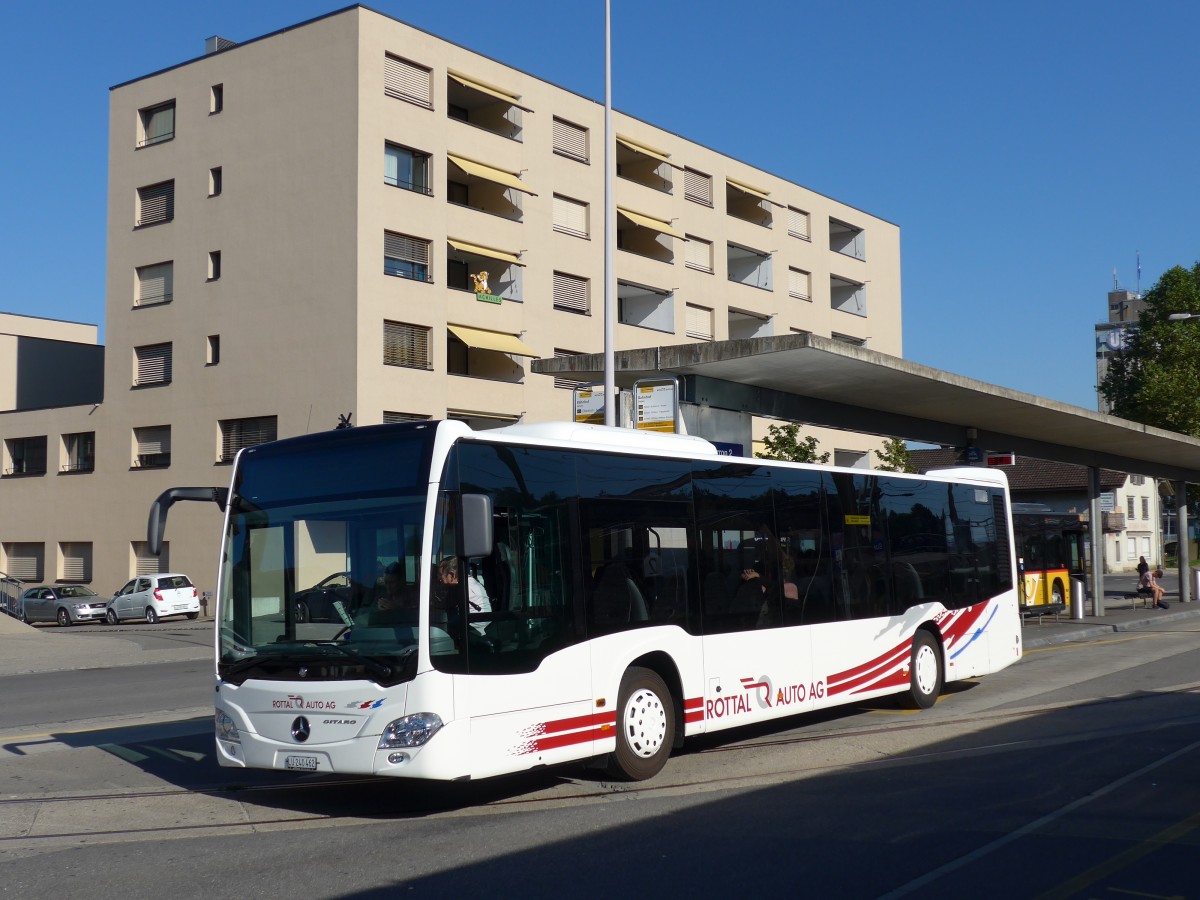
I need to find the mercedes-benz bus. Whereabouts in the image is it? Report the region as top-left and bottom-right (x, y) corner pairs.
(148, 420), (1021, 781)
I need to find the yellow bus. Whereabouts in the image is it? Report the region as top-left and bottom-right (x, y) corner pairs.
(1013, 512), (1087, 614)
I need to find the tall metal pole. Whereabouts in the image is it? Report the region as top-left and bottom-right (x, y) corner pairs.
(603, 0), (617, 426)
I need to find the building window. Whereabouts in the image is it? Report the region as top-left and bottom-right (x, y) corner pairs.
(1127, 496), (1135, 518)
(729, 308), (773, 340)
(59, 542), (93, 582)
(686, 304), (714, 341)
(684, 235), (713, 273)
(4, 436), (47, 476)
(61, 432), (95, 473)
(135, 261), (173, 306)
(208, 250), (222, 281)
(788, 267), (812, 301)
(134, 426), (171, 468)
(683, 168), (713, 206)
(385, 142), (431, 194)
(207, 335), (220, 366)
(1142, 497), (1150, 520)
(552, 194), (589, 238)
(788, 206), (811, 240)
(137, 180), (175, 227)
(726, 179), (774, 227)
(384, 231), (431, 282)
(2, 543), (44, 582)
(552, 117), (589, 162)
(209, 166), (223, 197)
(616, 136), (673, 192)
(1131, 474), (1146, 485)
(384, 53), (432, 108)
(384, 320), (431, 369)
(383, 411), (430, 424)
(553, 349), (586, 390)
(727, 243), (773, 290)
(133, 540), (168, 576)
(137, 100), (175, 147)
(553, 271), (590, 314)
(134, 343), (173, 387)
(618, 281), (674, 333)
(447, 71), (527, 141)
(210, 83), (224, 114)
(831, 275), (867, 316)
(446, 240), (524, 301)
(219, 416), (278, 463)
(830, 218), (866, 260)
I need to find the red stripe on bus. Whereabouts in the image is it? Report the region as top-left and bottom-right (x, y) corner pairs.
(827, 640), (912, 693)
(528, 724), (613, 753)
(540, 711), (616, 736)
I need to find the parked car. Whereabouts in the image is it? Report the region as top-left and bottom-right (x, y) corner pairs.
(17, 585), (109, 626)
(293, 571), (364, 622)
(106, 573), (200, 624)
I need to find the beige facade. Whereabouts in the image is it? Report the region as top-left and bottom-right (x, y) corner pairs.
(0, 6), (902, 597)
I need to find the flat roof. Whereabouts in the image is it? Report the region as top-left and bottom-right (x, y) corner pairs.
(531, 333), (1200, 482)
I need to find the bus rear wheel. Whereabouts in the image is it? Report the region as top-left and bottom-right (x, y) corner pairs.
(607, 667), (675, 781)
(899, 630), (942, 710)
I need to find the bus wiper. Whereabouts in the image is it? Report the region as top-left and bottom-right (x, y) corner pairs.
(307, 641), (393, 679)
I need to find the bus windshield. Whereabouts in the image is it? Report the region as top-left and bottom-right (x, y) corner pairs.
(217, 425), (437, 686)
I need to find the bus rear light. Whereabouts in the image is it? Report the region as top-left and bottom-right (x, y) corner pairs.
(378, 712), (443, 749)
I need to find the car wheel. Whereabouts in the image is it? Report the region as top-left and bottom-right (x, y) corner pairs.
(57, 608), (72, 627)
(17, 606), (29, 624)
(295, 600), (310, 624)
(145, 607), (159, 625)
(186, 612), (199, 620)
(106, 608), (120, 625)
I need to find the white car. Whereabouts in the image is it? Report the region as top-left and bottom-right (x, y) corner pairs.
(106, 573), (200, 624)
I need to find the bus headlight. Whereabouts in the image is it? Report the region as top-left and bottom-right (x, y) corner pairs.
(215, 710), (241, 743)
(378, 712), (443, 749)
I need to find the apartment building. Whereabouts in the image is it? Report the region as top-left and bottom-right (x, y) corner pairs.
(0, 5), (902, 596)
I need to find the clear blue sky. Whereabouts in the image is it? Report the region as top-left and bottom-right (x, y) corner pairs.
(4, 1), (1198, 410)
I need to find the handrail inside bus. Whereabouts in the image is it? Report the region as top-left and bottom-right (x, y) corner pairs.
(148, 487), (230, 556)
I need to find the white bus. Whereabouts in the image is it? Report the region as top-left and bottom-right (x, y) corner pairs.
(149, 420), (1021, 781)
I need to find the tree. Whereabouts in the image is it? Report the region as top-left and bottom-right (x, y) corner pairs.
(1100, 263), (1200, 436)
(875, 437), (916, 473)
(756, 422), (830, 463)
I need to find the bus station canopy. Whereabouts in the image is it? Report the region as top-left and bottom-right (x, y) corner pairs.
(531, 332), (1200, 483)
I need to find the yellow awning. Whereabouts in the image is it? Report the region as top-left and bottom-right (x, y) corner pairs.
(726, 177), (772, 201)
(617, 207), (688, 241)
(448, 72), (533, 112)
(447, 325), (538, 358)
(447, 154), (536, 195)
(616, 135), (677, 168)
(447, 239), (525, 267)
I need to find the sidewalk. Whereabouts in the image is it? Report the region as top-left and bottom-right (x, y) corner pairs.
(1021, 588), (1200, 649)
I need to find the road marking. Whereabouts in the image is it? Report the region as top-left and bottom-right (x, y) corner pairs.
(877, 736), (1200, 899)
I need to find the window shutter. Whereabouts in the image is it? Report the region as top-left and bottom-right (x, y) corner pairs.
(384, 232), (429, 265)
(384, 54), (432, 107)
(552, 117), (588, 161)
(134, 541), (167, 575)
(788, 268), (811, 300)
(137, 181), (174, 226)
(384, 320), (431, 368)
(553, 349), (585, 390)
(4, 543), (43, 581)
(60, 542), (91, 581)
(684, 169), (712, 205)
(135, 343), (172, 385)
(382, 411), (429, 424)
(136, 426), (171, 456)
(220, 416), (278, 462)
(552, 195), (588, 237)
(788, 207), (810, 239)
(552, 272), (589, 313)
(136, 262), (173, 305)
(684, 237), (712, 272)
(686, 304), (713, 340)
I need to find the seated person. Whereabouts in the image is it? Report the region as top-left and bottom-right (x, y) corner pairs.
(438, 556), (491, 635)
(1138, 566), (1167, 609)
(365, 562), (417, 624)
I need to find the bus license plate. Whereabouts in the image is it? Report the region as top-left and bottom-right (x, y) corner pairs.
(285, 755), (318, 771)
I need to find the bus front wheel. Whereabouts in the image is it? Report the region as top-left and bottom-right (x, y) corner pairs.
(899, 630), (942, 710)
(607, 667), (675, 781)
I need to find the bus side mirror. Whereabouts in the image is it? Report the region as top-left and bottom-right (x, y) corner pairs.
(461, 493), (493, 559)
(148, 487), (230, 556)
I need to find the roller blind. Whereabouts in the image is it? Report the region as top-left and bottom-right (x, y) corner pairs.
(384, 54), (432, 107)
(686, 304), (713, 340)
(788, 207), (810, 239)
(384, 320), (431, 368)
(552, 272), (589, 313)
(552, 117), (588, 162)
(4, 543), (43, 581)
(384, 232), (429, 265)
(684, 168), (712, 205)
(137, 181), (174, 226)
(134, 541), (168, 575)
(136, 262), (173, 305)
(684, 236), (712, 272)
(135, 343), (172, 385)
(788, 267), (811, 300)
(60, 542), (92, 581)
(136, 426), (171, 456)
(220, 416), (278, 462)
(552, 195), (588, 237)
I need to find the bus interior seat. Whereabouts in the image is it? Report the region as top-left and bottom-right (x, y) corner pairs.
(591, 562), (648, 625)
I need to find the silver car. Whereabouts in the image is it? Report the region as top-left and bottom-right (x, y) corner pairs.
(106, 573), (200, 624)
(18, 585), (109, 626)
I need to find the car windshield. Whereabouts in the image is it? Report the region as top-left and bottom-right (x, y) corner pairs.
(218, 425), (436, 687)
(58, 586), (98, 598)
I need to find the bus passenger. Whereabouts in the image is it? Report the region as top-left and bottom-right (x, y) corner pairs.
(438, 556), (492, 634)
